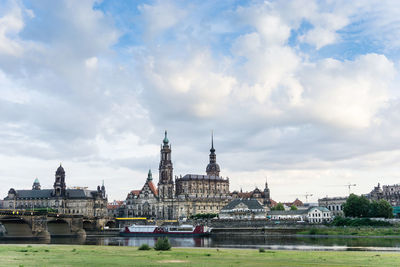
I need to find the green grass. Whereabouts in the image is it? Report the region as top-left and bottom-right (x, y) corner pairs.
(0, 245), (399, 266)
(298, 227), (400, 236)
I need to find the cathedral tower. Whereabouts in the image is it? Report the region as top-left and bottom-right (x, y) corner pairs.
(264, 178), (271, 206)
(53, 164), (66, 197)
(206, 132), (220, 176)
(158, 131), (174, 199)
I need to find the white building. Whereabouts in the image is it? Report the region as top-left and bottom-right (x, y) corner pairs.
(318, 197), (347, 217)
(268, 206), (332, 223)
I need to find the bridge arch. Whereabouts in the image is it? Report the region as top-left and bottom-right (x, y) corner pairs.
(83, 220), (96, 231)
(47, 218), (72, 237)
(0, 216), (33, 237)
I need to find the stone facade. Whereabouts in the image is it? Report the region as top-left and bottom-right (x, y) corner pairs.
(3, 165), (108, 217)
(122, 132), (231, 220)
(366, 183), (400, 206)
(125, 170), (159, 218)
(318, 196), (347, 217)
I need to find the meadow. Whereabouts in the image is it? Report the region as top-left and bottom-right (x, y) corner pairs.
(0, 245), (399, 266)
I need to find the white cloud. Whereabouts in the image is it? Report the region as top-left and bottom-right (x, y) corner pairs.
(1, 0), (400, 202)
(138, 0), (186, 40)
(0, 1), (27, 56)
(301, 54), (395, 128)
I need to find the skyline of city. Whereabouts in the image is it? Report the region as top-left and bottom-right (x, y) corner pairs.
(1, 0), (400, 202)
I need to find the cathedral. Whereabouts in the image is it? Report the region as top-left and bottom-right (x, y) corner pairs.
(124, 131), (231, 220)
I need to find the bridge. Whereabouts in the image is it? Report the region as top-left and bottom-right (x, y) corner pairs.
(0, 210), (116, 240)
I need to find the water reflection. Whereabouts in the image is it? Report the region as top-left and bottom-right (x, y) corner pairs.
(2, 235), (400, 251)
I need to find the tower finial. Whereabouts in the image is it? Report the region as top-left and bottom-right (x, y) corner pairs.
(163, 130), (169, 144)
(210, 130), (215, 153)
(147, 169), (153, 181)
(212, 130), (214, 149)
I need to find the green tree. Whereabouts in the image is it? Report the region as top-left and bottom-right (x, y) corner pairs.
(376, 199), (393, 218)
(343, 194), (370, 217)
(290, 205), (298, 211)
(272, 203), (285, 211)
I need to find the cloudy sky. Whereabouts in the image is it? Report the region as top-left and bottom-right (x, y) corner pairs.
(1, 0), (400, 203)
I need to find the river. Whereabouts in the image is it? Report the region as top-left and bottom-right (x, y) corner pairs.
(1, 235), (400, 251)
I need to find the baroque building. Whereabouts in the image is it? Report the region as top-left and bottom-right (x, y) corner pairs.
(3, 165), (108, 217)
(366, 183), (400, 206)
(124, 132), (231, 220)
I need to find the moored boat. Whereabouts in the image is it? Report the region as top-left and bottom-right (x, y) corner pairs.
(120, 224), (210, 237)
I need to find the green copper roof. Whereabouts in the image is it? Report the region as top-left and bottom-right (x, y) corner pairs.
(147, 169), (153, 181)
(34, 178), (40, 184)
(163, 130), (169, 144)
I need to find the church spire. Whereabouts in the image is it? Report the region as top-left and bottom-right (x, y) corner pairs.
(206, 131), (220, 176)
(210, 131), (215, 153)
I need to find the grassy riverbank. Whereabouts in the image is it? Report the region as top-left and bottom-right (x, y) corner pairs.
(297, 227), (400, 236)
(0, 245), (400, 266)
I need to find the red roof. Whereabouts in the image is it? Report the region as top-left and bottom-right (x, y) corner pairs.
(130, 190), (141, 196)
(270, 199), (278, 207)
(283, 198), (304, 207)
(147, 181), (158, 196)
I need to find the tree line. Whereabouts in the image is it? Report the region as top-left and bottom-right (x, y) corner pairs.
(343, 194), (393, 218)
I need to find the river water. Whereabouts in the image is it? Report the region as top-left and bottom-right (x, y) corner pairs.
(1, 235), (400, 251)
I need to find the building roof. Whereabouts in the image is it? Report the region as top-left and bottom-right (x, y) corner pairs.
(130, 190), (141, 196)
(318, 196), (347, 201)
(268, 206), (331, 215)
(309, 206), (330, 212)
(4, 188), (98, 199)
(283, 198), (304, 207)
(268, 209), (308, 215)
(107, 200), (124, 210)
(177, 174), (228, 181)
(221, 199), (264, 211)
(147, 181), (158, 196)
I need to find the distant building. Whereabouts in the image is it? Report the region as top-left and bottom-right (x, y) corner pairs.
(268, 207), (332, 223)
(107, 200), (125, 217)
(366, 183), (400, 206)
(3, 165), (108, 217)
(219, 199), (266, 220)
(283, 199), (304, 210)
(231, 181), (272, 208)
(318, 197), (347, 217)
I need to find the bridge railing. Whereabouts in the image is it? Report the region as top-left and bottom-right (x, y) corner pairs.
(0, 209), (82, 218)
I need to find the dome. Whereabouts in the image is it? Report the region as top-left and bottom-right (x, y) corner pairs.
(163, 130), (169, 144)
(56, 164), (65, 174)
(34, 178), (40, 184)
(206, 162), (220, 174)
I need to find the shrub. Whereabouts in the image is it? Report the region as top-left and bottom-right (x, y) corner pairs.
(154, 237), (171, 251)
(309, 228), (318, 235)
(138, 244), (151, 251)
(330, 216), (391, 227)
(259, 248), (265, 253)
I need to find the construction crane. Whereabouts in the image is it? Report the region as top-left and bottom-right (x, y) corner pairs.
(345, 183), (356, 195)
(304, 193), (313, 203)
(288, 193), (313, 203)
